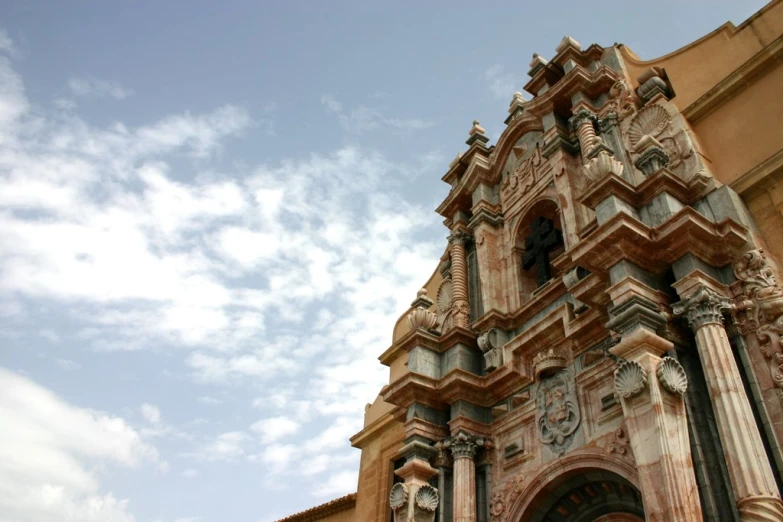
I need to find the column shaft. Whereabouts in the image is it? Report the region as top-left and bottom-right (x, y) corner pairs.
(453, 456), (476, 522)
(449, 233), (470, 328)
(694, 323), (783, 521)
(676, 285), (783, 521)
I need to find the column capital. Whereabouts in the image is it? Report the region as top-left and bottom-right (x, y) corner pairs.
(569, 106), (596, 129)
(447, 230), (471, 246)
(673, 285), (733, 330)
(446, 431), (484, 460)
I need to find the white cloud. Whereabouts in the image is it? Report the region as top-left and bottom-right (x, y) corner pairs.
(67, 77), (134, 100)
(320, 94), (434, 135)
(181, 468), (199, 478)
(251, 416), (300, 444)
(140, 403), (161, 425)
(55, 358), (81, 372)
(0, 367), (158, 522)
(189, 431), (249, 462)
(483, 64), (518, 99)
(311, 470), (357, 498)
(0, 29), (444, 502)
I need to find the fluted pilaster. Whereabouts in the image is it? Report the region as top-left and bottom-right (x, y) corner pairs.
(675, 285), (783, 521)
(448, 232), (470, 328)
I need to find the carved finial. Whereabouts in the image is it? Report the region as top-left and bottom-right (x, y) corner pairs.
(556, 35), (582, 53)
(508, 92), (525, 114)
(469, 120), (485, 136)
(466, 120), (489, 146)
(530, 53), (548, 69)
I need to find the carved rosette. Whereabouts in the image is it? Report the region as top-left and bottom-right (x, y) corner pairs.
(673, 285), (733, 330)
(613, 360), (647, 399)
(657, 356), (688, 395)
(536, 369), (581, 455)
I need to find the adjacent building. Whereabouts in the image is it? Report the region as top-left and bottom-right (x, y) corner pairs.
(278, 1), (783, 520)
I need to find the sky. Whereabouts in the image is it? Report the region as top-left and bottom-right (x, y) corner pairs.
(0, 1), (767, 521)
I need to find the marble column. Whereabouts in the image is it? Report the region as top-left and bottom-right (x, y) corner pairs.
(610, 328), (703, 521)
(448, 432), (480, 522)
(448, 232), (470, 328)
(674, 285), (783, 521)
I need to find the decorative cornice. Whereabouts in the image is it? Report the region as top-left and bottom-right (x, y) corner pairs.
(673, 285), (733, 330)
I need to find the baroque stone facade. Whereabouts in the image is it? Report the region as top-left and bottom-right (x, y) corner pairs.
(277, 2), (783, 521)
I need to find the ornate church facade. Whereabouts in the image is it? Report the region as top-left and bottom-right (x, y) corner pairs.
(278, 2), (783, 521)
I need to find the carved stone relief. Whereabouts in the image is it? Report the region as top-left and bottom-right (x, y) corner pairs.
(733, 248), (783, 391)
(657, 357), (688, 395)
(536, 369), (581, 455)
(436, 278), (454, 332)
(608, 425), (632, 458)
(622, 102), (701, 182)
(613, 360), (647, 399)
(606, 80), (638, 122)
(478, 328), (508, 371)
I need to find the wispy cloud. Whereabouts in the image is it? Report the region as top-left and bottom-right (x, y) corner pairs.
(68, 76), (134, 100)
(320, 94), (435, 135)
(483, 63), (519, 99)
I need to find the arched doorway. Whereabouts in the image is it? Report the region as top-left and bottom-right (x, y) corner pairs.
(525, 473), (643, 522)
(508, 456), (644, 522)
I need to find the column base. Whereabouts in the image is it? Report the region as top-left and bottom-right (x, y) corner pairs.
(737, 495), (783, 522)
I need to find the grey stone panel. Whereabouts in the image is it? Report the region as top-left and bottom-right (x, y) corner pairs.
(450, 400), (491, 424)
(408, 346), (442, 379)
(640, 192), (685, 228)
(595, 195), (640, 225)
(441, 343), (481, 376)
(671, 253), (733, 284)
(407, 402), (449, 426)
(608, 260), (662, 289)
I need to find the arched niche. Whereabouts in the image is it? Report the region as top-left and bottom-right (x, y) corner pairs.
(513, 196), (566, 299)
(507, 453), (643, 522)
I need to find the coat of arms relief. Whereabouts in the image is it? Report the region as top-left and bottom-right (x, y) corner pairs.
(535, 368), (581, 455)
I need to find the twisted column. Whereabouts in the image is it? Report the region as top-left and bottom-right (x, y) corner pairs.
(674, 285), (783, 521)
(449, 232), (470, 328)
(448, 432), (481, 522)
(570, 108), (597, 160)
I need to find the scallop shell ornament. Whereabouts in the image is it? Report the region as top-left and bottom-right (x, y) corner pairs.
(614, 360), (648, 398)
(437, 279), (453, 313)
(627, 105), (670, 148)
(406, 307), (438, 331)
(389, 483), (408, 510)
(657, 356), (688, 395)
(415, 484), (439, 512)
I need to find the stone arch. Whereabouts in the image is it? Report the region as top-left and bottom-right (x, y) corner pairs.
(507, 452), (642, 522)
(512, 194), (566, 298)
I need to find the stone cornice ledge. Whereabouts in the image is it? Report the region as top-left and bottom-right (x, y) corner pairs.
(274, 493), (356, 522)
(349, 411), (400, 449)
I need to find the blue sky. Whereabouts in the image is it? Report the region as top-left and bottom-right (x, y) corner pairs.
(0, 1), (765, 521)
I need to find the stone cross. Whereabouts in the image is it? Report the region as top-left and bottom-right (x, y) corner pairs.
(522, 216), (562, 287)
